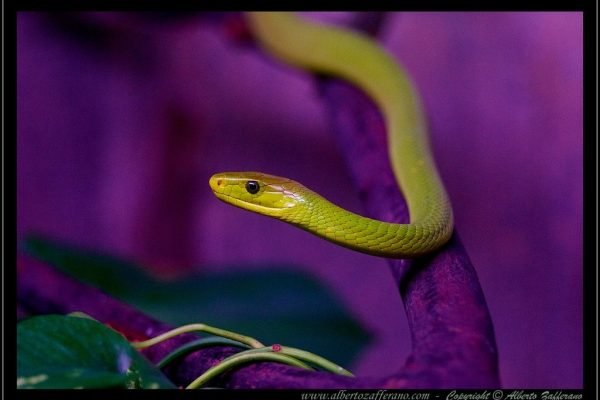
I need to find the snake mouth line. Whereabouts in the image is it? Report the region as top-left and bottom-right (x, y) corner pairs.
(212, 190), (285, 213)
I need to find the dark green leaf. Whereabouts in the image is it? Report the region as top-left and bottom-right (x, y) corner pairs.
(17, 315), (176, 389)
(22, 236), (370, 366)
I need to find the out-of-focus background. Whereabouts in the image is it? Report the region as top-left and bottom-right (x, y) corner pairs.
(17, 12), (582, 387)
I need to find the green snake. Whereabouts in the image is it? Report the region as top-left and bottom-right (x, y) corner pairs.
(209, 12), (453, 258)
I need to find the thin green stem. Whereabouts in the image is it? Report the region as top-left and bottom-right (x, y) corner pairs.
(278, 346), (353, 376)
(186, 352), (314, 389)
(131, 323), (264, 350)
(237, 345), (354, 376)
(157, 337), (251, 369)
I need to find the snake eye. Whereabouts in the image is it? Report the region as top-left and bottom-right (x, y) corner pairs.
(245, 180), (260, 194)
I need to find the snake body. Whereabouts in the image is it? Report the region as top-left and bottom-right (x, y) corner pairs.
(209, 12), (453, 258)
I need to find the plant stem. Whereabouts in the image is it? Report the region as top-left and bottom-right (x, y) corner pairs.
(131, 323), (264, 350)
(157, 337), (251, 369)
(242, 345), (354, 376)
(186, 352), (314, 389)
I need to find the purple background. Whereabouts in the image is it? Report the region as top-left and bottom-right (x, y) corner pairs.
(17, 12), (582, 387)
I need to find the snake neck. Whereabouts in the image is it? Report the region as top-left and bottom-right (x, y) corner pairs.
(278, 186), (452, 259)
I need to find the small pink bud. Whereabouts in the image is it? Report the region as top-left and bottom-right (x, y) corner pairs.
(271, 344), (282, 352)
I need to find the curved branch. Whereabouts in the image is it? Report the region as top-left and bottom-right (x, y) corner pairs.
(316, 12), (500, 387)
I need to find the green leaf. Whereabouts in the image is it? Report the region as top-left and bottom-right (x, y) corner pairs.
(17, 315), (176, 389)
(22, 236), (370, 367)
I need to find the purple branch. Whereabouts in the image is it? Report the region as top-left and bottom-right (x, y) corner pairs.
(315, 12), (500, 387)
(316, 81), (499, 388)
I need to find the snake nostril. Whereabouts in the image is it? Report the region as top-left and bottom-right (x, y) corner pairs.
(217, 179), (222, 186)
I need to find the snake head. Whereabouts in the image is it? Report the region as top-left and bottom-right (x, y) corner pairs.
(209, 172), (305, 217)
